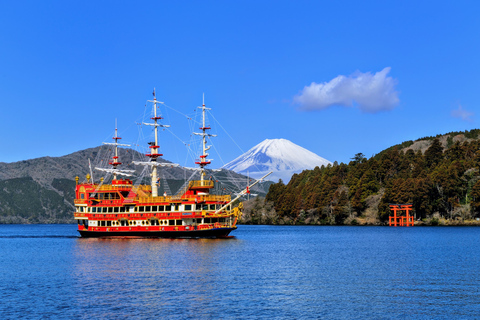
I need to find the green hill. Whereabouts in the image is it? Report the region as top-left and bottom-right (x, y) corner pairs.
(256, 129), (480, 226)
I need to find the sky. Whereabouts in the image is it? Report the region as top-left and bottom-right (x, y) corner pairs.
(1, 1), (479, 168)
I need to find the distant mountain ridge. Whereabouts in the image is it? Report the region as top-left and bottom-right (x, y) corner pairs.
(0, 146), (271, 224)
(223, 139), (332, 183)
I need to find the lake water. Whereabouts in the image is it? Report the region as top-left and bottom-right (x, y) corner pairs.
(0, 225), (479, 319)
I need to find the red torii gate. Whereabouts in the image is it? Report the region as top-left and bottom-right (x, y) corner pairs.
(389, 204), (414, 227)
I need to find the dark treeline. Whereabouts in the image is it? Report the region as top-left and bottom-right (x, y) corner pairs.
(262, 130), (480, 225)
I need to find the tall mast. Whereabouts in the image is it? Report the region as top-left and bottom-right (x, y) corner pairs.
(145, 88), (168, 197)
(193, 94), (216, 182)
(131, 89), (179, 197)
(96, 120), (133, 180)
(110, 122), (122, 180)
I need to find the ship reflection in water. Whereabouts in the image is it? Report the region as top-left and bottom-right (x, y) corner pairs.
(72, 236), (243, 317)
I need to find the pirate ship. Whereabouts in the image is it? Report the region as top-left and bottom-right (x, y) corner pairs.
(73, 91), (269, 238)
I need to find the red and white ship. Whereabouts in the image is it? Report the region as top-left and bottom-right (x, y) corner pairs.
(73, 91), (269, 238)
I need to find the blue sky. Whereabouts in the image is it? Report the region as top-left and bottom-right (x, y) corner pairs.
(0, 1), (479, 167)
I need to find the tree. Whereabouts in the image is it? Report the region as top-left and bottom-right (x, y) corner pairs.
(425, 138), (443, 168)
(351, 153), (366, 164)
(470, 180), (480, 218)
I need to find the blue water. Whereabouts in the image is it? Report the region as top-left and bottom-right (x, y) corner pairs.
(1, 225), (479, 319)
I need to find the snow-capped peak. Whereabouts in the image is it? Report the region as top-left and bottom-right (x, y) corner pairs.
(223, 139), (332, 182)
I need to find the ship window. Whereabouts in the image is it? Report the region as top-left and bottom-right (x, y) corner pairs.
(114, 207), (119, 213)
(146, 206), (151, 212)
(176, 220), (182, 226)
(219, 218), (225, 223)
(92, 207), (96, 213)
(204, 218), (211, 223)
(108, 207), (113, 213)
(159, 206), (164, 212)
(120, 207), (125, 213)
(99, 194), (104, 200)
(203, 205), (209, 210)
(196, 218), (202, 224)
(151, 206), (157, 212)
(212, 218), (218, 223)
(107, 221), (112, 227)
(209, 205), (215, 210)
(80, 194), (85, 199)
(134, 207), (138, 212)
(169, 220), (175, 226)
(139, 206), (144, 212)
(165, 205), (171, 212)
(185, 205), (192, 211)
(196, 204), (202, 211)
(80, 207), (84, 213)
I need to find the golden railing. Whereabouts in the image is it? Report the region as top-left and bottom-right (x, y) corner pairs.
(136, 194), (231, 203)
(93, 185), (152, 192)
(189, 180), (214, 188)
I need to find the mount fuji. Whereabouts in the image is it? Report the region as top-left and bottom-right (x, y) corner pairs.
(222, 139), (332, 183)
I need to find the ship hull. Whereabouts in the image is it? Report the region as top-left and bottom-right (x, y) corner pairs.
(78, 227), (236, 239)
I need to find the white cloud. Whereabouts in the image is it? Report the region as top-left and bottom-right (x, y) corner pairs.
(294, 67), (400, 113)
(451, 105), (474, 122)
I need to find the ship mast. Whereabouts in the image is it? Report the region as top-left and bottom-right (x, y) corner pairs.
(132, 89), (180, 197)
(193, 94), (216, 182)
(96, 120), (134, 180)
(145, 88), (167, 197)
(110, 123), (123, 180)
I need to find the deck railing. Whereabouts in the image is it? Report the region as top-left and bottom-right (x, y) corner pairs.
(189, 180), (214, 188)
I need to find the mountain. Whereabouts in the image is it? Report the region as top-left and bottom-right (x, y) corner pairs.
(259, 129), (480, 226)
(222, 139), (332, 183)
(0, 146), (272, 224)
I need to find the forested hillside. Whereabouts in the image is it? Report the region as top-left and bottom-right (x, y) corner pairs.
(256, 129), (480, 225)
